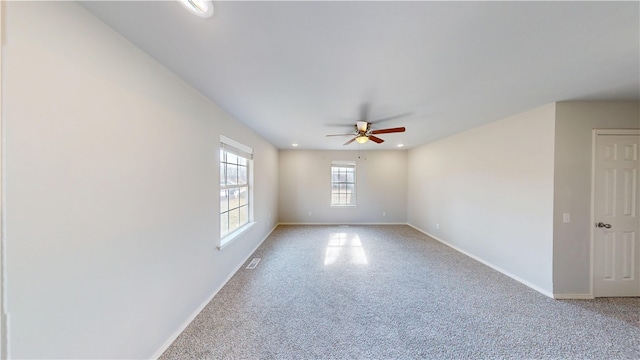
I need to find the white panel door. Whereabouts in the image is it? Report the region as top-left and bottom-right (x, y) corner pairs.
(593, 133), (640, 297)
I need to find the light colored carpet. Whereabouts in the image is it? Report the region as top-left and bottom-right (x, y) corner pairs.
(160, 225), (640, 359)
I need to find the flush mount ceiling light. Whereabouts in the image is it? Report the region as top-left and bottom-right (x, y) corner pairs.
(177, 0), (214, 18)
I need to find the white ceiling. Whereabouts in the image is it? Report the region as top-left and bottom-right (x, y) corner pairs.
(81, 1), (640, 150)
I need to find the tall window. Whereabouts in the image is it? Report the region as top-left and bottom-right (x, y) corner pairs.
(331, 162), (356, 206)
(220, 137), (252, 243)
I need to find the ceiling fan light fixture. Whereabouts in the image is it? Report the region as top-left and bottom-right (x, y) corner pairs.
(356, 121), (368, 133)
(177, 0), (214, 18)
(327, 117), (406, 146)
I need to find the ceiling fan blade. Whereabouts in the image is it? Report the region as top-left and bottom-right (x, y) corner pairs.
(326, 133), (355, 137)
(370, 126), (406, 135)
(371, 112), (413, 124)
(325, 123), (357, 127)
(368, 135), (384, 144)
(343, 137), (357, 146)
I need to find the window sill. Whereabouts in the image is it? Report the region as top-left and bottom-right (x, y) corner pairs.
(217, 222), (256, 251)
(330, 204), (357, 208)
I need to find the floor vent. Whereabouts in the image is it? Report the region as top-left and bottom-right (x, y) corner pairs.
(246, 257), (261, 269)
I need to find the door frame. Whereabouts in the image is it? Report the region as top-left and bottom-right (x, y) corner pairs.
(590, 128), (640, 297)
(0, 2), (5, 357)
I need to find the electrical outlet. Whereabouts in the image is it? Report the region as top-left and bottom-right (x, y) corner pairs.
(308, 211), (312, 216)
(383, 211), (386, 217)
(436, 223), (440, 230)
(563, 213), (570, 223)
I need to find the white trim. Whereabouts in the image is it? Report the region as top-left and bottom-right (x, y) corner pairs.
(590, 130), (597, 298)
(219, 138), (254, 248)
(277, 222), (408, 226)
(331, 160), (356, 166)
(151, 224), (278, 359)
(407, 223), (555, 299)
(0, 1), (7, 356)
(590, 129), (640, 298)
(330, 161), (357, 207)
(593, 129), (640, 136)
(217, 222), (256, 251)
(220, 135), (253, 156)
(553, 293), (594, 300)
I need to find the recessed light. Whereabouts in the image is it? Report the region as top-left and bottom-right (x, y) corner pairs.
(177, 0), (214, 18)
(397, 144), (405, 148)
(292, 143), (299, 147)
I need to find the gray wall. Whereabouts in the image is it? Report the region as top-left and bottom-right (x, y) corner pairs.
(407, 104), (557, 295)
(552, 101), (640, 297)
(4, 2), (278, 358)
(278, 150), (407, 224)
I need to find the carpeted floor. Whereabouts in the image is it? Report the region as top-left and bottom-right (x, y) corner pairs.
(160, 225), (640, 359)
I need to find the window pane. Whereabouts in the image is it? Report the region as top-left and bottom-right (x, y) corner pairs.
(346, 184), (355, 204)
(238, 165), (247, 185)
(220, 146), (252, 241)
(239, 205), (248, 226)
(331, 163), (356, 205)
(229, 208), (240, 233)
(221, 212), (229, 237)
(220, 190), (229, 212)
(227, 164), (238, 185)
(227, 153), (238, 165)
(228, 188), (240, 207)
(239, 187), (248, 206)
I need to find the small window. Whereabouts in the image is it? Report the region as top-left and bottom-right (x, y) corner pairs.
(331, 162), (356, 206)
(220, 136), (253, 247)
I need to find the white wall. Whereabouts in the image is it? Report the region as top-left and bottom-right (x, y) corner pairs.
(407, 104), (557, 295)
(552, 101), (640, 297)
(278, 150), (407, 224)
(3, 2), (278, 358)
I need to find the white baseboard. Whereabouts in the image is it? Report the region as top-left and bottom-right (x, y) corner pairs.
(277, 222), (407, 226)
(407, 223), (555, 299)
(553, 293), (594, 300)
(151, 224), (278, 359)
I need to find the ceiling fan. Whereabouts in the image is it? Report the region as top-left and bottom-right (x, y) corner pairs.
(326, 121), (406, 145)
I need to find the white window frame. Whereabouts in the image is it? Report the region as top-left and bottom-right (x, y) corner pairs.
(330, 161), (357, 207)
(219, 136), (254, 250)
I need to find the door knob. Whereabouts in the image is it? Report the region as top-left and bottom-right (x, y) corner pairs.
(596, 222), (612, 229)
